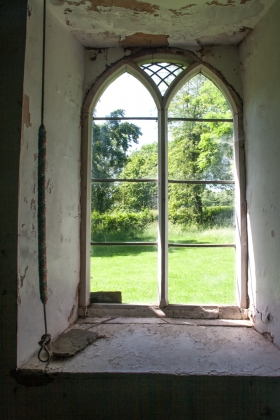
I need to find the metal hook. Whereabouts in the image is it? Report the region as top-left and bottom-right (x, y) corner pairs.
(38, 333), (52, 363)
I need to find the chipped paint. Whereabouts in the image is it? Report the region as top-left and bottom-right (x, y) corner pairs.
(169, 4), (196, 16)
(66, 0), (160, 14)
(22, 94), (32, 128)
(229, 25), (252, 40)
(20, 266), (28, 287)
(30, 198), (36, 212)
(68, 304), (76, 321)
(197, 45), (215, 58)
(207, 0), (235, 6)
(45, 0), (276, 47)
(239, 26), (253, 32)
(120, 33), (169, 48)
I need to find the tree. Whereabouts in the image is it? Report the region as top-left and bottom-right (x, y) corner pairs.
(169, 75), (233, 178)
(116, 143), (158, 211)
(91, 109), (142, 213)
(92, 77), (234, 227)
(168, 74), (234, 224)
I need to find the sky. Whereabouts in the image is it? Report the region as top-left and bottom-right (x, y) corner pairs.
(94, 73), (158, 151)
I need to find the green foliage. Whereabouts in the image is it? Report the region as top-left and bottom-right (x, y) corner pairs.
(117, 143), (158, 211)
(91, 209), (157, 242)
(169, 204), (234, 228)
(167, 74), (233, 225)
(202, 205), (234, 227)
(197, 122), (233, 180)
(169, 75), (233, 181)
(91, 75), (235, 228)
(92, 109), (141, 179)
(202, 189), (234, 207)
(168, 183), (204, 225)
(91, 110), (142, 213)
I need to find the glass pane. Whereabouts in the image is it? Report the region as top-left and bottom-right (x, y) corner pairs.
(168, 247), (236, 304)
(92, 120), (158, 180)
(122, 136), (158, 179)
(168, 183), (235, 244)
(168, 74), (232, 119)
(91, 245), (158, 304)
(168, 120), (233, 181)
(95, 73), (157, 118)
(91, 182), (158, 243)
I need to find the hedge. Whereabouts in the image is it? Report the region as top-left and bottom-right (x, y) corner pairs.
(91, 205), (234, 241)
(91, 209), (157, 241)
(203, 205), (234, 226)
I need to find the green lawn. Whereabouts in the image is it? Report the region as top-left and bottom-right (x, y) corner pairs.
(90, 226), (236, 305)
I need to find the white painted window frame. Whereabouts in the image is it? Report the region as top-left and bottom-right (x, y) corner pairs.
(80, 50), (247, 310)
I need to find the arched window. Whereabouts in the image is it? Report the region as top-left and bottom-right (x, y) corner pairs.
(80, 53), (247, 309)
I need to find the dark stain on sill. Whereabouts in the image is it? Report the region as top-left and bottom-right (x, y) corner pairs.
(10, 369), (54, 387)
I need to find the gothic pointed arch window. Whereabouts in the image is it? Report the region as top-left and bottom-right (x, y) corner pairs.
(80, 54), (247, 310)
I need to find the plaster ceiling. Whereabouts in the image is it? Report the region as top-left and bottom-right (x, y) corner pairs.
(48, 0), (276, 48)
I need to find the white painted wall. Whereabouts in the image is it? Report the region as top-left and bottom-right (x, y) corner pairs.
(17, 0), (85, 365)
(240, 0), (280, 347)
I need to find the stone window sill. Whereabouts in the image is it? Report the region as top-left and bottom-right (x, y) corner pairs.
(19, 315), (280, 378)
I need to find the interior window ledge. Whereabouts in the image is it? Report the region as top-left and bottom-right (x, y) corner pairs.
(19, 317), (280, 378)
(79, 304), (249, 320)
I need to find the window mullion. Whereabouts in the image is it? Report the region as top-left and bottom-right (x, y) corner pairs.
(158, 108), (168, 307)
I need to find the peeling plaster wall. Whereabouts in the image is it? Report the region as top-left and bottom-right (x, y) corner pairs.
(240, 0), (280, 347)
(84, 45), (242, 99)
(48, 0), (276, 47)
(193, 45), (242, 98)
(84, 47), (129, 93)
(17, 0), (85, 365)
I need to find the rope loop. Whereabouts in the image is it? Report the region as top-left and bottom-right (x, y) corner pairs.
(38, 333), (52, 363)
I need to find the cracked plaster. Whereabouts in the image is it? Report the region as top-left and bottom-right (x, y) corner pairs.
(47, 0), (276, 47)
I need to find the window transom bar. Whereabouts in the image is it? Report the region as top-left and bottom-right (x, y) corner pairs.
(90, 242), (235, 247)
(92, 117), (233, 122)
(91, 178), (234, 184)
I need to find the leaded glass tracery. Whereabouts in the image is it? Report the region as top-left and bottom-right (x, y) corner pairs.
(140, 62), (186, 95)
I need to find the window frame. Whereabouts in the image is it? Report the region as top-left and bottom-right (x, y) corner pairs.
(80, 49), (248, 309)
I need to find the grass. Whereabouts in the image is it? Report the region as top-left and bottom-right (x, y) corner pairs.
(90, 225), (236, 305)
